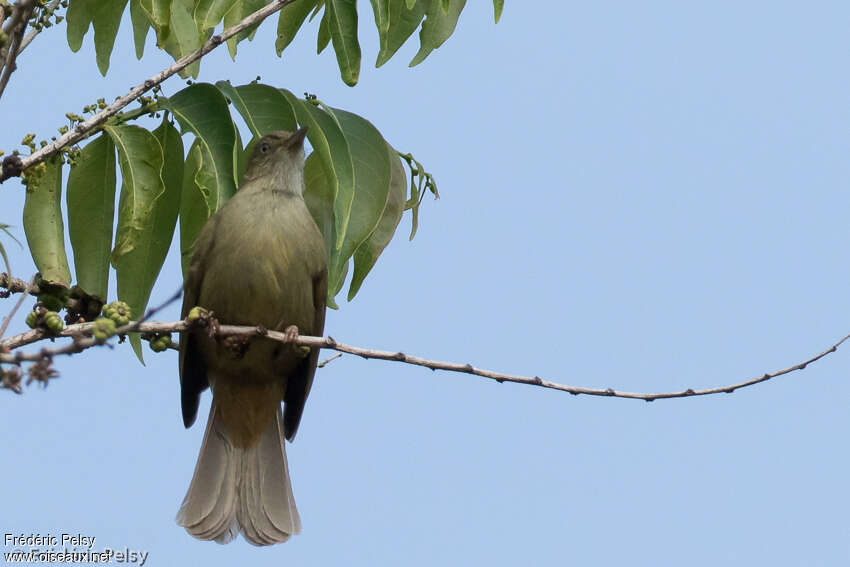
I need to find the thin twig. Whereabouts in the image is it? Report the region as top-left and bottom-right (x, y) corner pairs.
(2, 316), (847, 401)
(0, 0), (299, 182)
(0, 275), (32, 339)
(318, 352), (343, 368)
(0, 272), (38, 295)
(0, 0), (35, 101)
(16, 0), (60, 55)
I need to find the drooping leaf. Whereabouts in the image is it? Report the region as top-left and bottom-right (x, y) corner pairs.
(104, 125), (165, 265)
(410, 0), (466, 67)
(325, 107), (391, 299)
(276, 0), (318, 56)
(66, 0), (93, 52)
(374, 0), (426, 67)
(114, 118), (183, 362)
(214, 81), (297, 139)
(279, 90), (355, 251)
(65, 0), (130, 74)
(179, 141), (205, 275)
(162, 0), (208, 79)
(139, 0), (170, 28)
(129, 0), (151, 58)
(349, 142), (405, 300)
(369, 0), (388, 32)
(222, 0), (267, 58)
(193, 0), (232, 34)
(22, 156), (71, 287)
(325, 0), (361, 85)
(303, 152), (335, 281)
(163, 83), (239, 223)
(66, 133), (117, 302)
(92, 0), (129, 75)
(316, 7), (330, 53)
(493, 0), (503, 23)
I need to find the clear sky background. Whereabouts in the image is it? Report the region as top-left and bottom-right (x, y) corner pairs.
(2, 2), (849, 565)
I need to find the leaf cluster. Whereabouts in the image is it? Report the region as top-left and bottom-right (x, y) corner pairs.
(65, 0), (502, 84)
(19, 81), (435, 360)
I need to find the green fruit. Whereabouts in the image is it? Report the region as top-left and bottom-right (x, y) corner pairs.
(92, 317), (117, 344)
(25, 311), (37, 329)
(44, 311), (64, 335)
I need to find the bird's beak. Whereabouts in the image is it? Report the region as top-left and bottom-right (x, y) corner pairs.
(285, 127), (309, 149)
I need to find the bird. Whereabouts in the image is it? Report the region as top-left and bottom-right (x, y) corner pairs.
(176, 127), (327, 545)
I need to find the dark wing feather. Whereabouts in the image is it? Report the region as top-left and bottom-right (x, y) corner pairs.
(179, 221), (218, 428)
(283, 267), (328, 440)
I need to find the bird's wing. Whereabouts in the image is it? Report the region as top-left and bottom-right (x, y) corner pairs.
(283, 266), (328, 441)
(179, 219), (218, 428)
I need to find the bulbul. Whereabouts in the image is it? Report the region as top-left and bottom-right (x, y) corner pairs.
(176, 128), (327, 546)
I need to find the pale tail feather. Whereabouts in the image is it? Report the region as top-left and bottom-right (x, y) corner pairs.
(177, 404), (301, 545)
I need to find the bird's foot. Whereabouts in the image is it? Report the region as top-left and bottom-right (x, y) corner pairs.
(283, 325), (299, 343)
(282, 325), (311, 358)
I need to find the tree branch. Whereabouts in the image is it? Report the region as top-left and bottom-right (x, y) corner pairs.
(0, 0), (35, 101)
(2, 316), (847, 401)
(16, 0), (60, 56)
(0, 0), (299, 182)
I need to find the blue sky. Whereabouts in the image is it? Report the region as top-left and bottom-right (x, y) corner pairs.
(2, 2), (849, 565)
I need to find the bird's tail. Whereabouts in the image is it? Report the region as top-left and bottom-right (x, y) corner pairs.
(176, 404), (301, 545)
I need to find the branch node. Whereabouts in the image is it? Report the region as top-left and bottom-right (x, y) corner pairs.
(604, 388), (616, 396)
(0, 153), (23, 182)
(211, 34), (223, 45)
(392, 351), (405, 361)
(533, 376), (543, 385)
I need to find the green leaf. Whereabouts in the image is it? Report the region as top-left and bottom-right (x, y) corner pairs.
(348, 142), (405, 300)
(104, 125), (165, 265)
(214, 81), (297, 139)
(325, 107), (391, 300)
(369, 0), (388, 32)
(493, 0), (503, 23)
(92, 0), (129, 75)
(374, 0), (425, 67)
(279, 89), (355, 251)
(276, 0), (318, 56)
(66, 133), (116, 302)
(222, 0), (267, 58)
(316, 7), (330, 54)
(129, 0), (151, 58)
(66, 0), (93, 52)
(114, 118), (183, 362)
(179, 141), (205, 276)
(410, 0), (466, 67)
(160, 0), (208, 79)
(405, 0), (416, 9)
(440, 0), (450, 14)
(162, 83), (239, 223)
(139, 0), (170, 28)
(325, 0), (361, 85)
(22, 156), (71, 287)
(303, 152), (335, 297)
(193, 0), (232, 34)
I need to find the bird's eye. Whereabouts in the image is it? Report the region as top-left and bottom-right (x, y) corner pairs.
(259, 142), (271, 154)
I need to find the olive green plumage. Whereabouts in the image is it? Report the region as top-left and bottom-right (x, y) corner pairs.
(177, 128), (328, 546)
